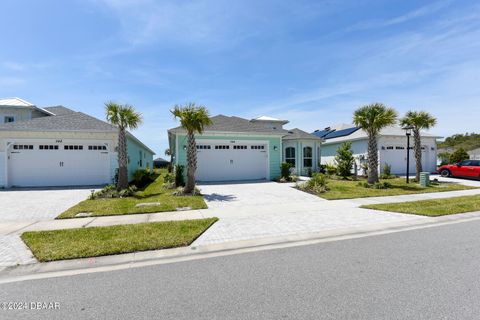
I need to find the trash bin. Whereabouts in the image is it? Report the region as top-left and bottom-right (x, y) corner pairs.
(419, 172), (430, 187)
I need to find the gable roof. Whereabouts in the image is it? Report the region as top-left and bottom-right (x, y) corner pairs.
(169, 115), (288, 135)
(315, 125), (441, 144)
(0, 97), (54, 115)
(44, 106), (77, 116)
(283, 128), (322, 140)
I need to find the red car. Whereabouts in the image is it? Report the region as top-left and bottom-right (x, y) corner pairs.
(438, 160), (480, 179)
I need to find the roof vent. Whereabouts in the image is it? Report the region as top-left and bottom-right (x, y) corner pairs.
(288, 131), (294, 134)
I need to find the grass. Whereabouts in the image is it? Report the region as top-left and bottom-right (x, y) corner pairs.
(361, 195), (480, 216)
(314, 178), (476, 200)
(57, 169), (207, 219)
(21, 218), (218, 262)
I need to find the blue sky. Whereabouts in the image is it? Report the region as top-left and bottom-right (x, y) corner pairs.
(1, 0), (480, 155)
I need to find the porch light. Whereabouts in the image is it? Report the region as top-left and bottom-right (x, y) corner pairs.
(183, 145), (187, 150)
(273, 146), (278, 151)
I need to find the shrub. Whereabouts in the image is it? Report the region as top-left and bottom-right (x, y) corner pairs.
(379, 163), (396, 179)
(133, 169), (154, 188)
(319, 164), (327, 174)
(280, 162), (292, 180)
(358, 181), (391, 189)
(361, 162), (368, 178)
(306, 173), (328, 193)
(163, 172), (175, 189)
(89, 185), (137, 199)
(335, 142), (354, 179)
(325, 164), (337, 177)
(449, 148), (469, 164)
(174, 165), (185, 187)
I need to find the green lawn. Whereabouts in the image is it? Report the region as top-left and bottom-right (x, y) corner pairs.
(21, 218), (218, 262)
(315, 178), (476, 200)
(361, 195), (480, 216)
(57, 170), (207, 219)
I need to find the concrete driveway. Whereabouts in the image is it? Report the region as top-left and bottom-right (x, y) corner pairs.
(0, 187), (95, 221)
(194, 181), (425, 245)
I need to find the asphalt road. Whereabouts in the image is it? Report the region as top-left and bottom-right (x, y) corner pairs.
(2, 220), (480, 320)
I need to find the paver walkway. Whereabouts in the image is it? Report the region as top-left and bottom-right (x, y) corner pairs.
(2, 177), (480, 268)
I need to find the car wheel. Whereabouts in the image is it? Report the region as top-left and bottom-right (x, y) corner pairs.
(440, 169), (451, 177)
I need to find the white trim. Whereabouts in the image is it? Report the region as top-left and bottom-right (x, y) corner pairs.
(175, 135), (179, 165)
(169, 130), (285, 138)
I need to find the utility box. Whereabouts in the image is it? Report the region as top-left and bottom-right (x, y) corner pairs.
(420, 172), (430, 187)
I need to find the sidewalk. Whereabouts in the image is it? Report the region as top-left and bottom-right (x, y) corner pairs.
(2, 183), (480, 268)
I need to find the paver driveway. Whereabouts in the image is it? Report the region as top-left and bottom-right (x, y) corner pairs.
(194, 181), (425, 245)
(0, 187), (95, 221)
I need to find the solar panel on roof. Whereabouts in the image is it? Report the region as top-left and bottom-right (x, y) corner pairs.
(312, 129), (335, 138)
(324, 127), (360, 139)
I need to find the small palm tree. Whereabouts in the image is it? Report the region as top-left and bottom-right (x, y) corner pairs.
(164, 148), (172, 172)
(400, 111), (437, 181)
(105, 102), (143, 190)
(171, 103), (212, 194)
(353, 103), (398, 184)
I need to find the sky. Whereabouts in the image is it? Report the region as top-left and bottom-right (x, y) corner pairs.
(1, 0), (480, 156)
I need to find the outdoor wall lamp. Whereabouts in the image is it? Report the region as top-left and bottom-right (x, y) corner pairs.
(183, 145), (187, 150)
(273, 146), (278, 151)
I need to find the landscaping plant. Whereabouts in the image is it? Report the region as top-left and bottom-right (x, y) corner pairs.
(304, 173), (328, 193)
(105, 102), (143, 190)
(335, 141), (354, 179)
(174, 164), (185, 187)
(400, 111), (437, 181)
(353, 103), (397, 184)
(449, 148), (469, 164)
(325, 164), (337, 177)
(171, 103), (212, 194)
(380, 163), (395, 179)
(280, 162), (292, 180)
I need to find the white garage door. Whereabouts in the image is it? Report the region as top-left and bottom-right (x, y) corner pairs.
(196, 141), (268, 182)
(8, 141), (111, 187)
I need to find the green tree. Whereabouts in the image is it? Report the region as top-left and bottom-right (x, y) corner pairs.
(335, 141), (355, 179)
(105, 102), (143, 190)
(437, 151), (451, 165)
(400, 111), (437, 181)
(449, 148), (469, 164)
(353, 103), (397, 184)
(171, 103), (212, 194)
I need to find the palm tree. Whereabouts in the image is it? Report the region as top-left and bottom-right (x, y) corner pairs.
(164, 148), (172, 172)
(105, 102), (143, 190)
(171, 103), (212, 194)
(400, 111), (437, 181)
(353, 103), (398, 184)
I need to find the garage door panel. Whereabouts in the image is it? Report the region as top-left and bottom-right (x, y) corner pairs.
(196, 142), (268, 182)
(8, 142), (110, 187)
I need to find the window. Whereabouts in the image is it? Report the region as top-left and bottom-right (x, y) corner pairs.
(285, 147), (295, 166)
(472, 160), (480, 166)
(459, 160), (473, 166)
(303, 146), (312, 167)
(13, 144), (33, 150)
(196, 145), (211, 150)
(386, 146), (394, 150)
(39, 145), (59, 150)
(88, 145), (107, 150)
(251, 145), (265, 150)
(4, 116), (15, 123)
(215, 145), (230, 150)
(233, 145), (247, 150)
(396, 146), (405, 150)
(64, 145), (83, 150)
(139, 151), (143, 167)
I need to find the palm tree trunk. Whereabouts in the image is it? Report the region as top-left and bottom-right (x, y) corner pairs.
(367, 132), (379, 184)
(413, 128), (422, 181)
(117, 127), (129, 190)
(185, 131), (197, 194)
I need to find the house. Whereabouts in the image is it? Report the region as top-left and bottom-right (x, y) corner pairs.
(313, 124), (440, 175)
(469, 148), (480, 160)
(153, 157), (170, 168)
(168, 115), (321, 181)
(0, 97), (155, 188)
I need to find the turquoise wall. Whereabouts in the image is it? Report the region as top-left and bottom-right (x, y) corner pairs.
(175, 134), (282, 180)
(127, 136), (154, 181)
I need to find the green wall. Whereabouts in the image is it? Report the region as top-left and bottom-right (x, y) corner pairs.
(127, 136), (154, 181)
(175, 134), (282, 180)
